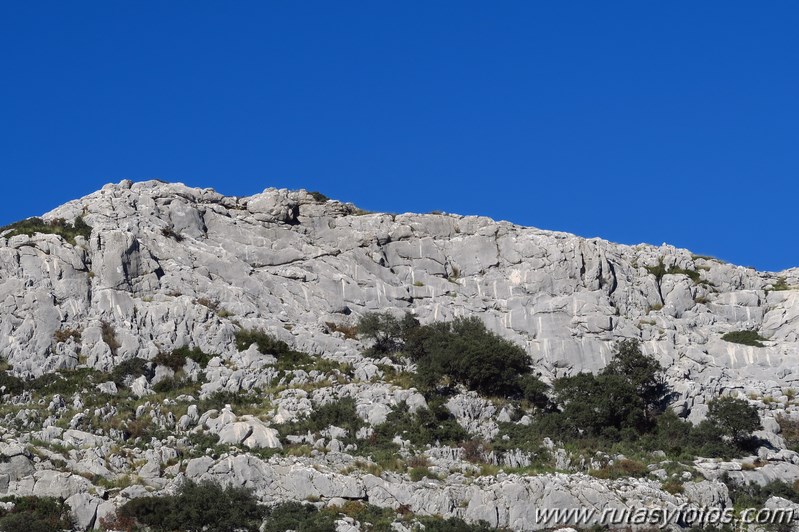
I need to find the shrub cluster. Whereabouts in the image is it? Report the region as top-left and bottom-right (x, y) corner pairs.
(111, 357), (152, 387)
(115, 480), (264, 532)
(494, 340), (762, 460)
(358, 312), (543, 399)
(234, 328), (313, 369)
(0, 496), (74, 532)
(0, 216), (92, 245)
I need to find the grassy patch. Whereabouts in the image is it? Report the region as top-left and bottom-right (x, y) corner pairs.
(589, 458), (649, 479)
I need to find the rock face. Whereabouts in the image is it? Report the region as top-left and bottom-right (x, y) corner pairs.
(1, 180), (796, 404)
(1, 180), (799, 530)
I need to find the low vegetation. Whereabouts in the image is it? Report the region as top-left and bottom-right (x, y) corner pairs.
(112, 480), (264, 532)
(645, 260), (702, 283)
(722, 330), (767, 347)
(358, 312), (545, 400)
(0, 496), (75, 532)
(0, 216), (92, 245)
(234, 328), (314, 370)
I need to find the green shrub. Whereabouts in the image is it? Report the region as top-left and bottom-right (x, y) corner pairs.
(152, 376), (188, 394)
(118, 479), (264, 532)
(518, 374), (551, 409)
(771, 277), (790, 291)
(263, 501), (335, 532)
(0, 216), (92, 245)
(0, 372), (24, 397)
(603, 339), (668, 416)
(153, 349), (187, 372)
(589, 458), (649, 479)
(554, 372), (646, 437)
(234, 328), (313, 369)
(551, 340), (667, 438)
(415, 516), (501, 531)
(111, 357), (152, 386)
(721, 330), (767, 347)
(407, 316), (533, 398)
(172, 345), (214, 369)
(357, 311), (406, 356)
(280, 397), (364, 441)
(198, 390), (256, 412)
(365, 399), (468, 452)
(723, 477), (799, 510)
(645, 260), (701, 283)
(706, 396), (762, 444)
(26, 368), (106, 396)
(0, 496), (75, 532)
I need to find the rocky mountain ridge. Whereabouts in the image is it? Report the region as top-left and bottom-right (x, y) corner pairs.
(0, 179), (798, 530)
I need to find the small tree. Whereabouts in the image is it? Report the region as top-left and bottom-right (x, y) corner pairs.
(357, 312), (403, 356)
(707, 396), (762, 444)
(603, 339), (668, 419)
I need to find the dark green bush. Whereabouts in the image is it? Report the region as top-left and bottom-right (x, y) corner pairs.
(111, 357), (152, 387)
(415, 516), (502, 531)
(198, 390), (256, 412)
(518, 374), (551, 410)
(553, 372), (646, 437)
(172, 345), (214, 368)
(357, 311), (408, 356)
(0, 496), (75, 532)
(404, 316), (533, 398)
(724, 477), (799, 510)
(152, 376), (189, 394)
(603, 339), (668, 417)
(280, 397), (364, 442)
(263, 501), (335, 532)
(706, 396), (762, 444)
(26, 368), (106, 396)
(721, 330), (767, 347)
(359, 312), (541, 399)
(153, 349), (187, 372)
(550, 340), (668, 438)
(367, 399), (468, 451)
(0, 373), (24, 397)
(0, 216), (92, 245)
(118, 479), (264, 532)
(645, 260), (701, 283)
(234, 328), (313, 369)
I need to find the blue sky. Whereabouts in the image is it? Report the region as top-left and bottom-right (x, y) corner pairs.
(1, 2), (797, 271)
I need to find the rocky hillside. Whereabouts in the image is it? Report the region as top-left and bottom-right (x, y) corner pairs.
(0, 179), (798, 531)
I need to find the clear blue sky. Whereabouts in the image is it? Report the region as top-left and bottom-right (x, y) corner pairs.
(2, 2), (797, 271)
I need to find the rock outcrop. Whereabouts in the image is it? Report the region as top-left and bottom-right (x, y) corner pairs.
(1, 180), (798, 530)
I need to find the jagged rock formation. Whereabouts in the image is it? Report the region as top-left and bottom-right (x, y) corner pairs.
(1, 179), (798, 530)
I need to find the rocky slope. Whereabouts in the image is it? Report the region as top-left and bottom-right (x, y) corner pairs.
(1, 179), (798, 530)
